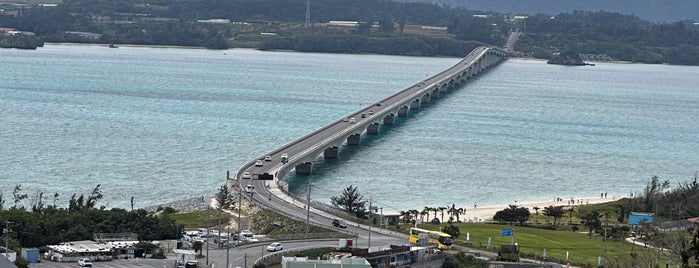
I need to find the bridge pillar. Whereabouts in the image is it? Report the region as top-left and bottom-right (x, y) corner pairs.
(367, 123), (380, 134)
(410, 99), (420, 109)
(421, 94), (431, 105)
(431, 88), (440, 99)
(439, 85), (448, 95)
(295, 162), (313, 175)
(383, 113), (395, 125)
(347, 133), (361, 145)
(324, 146), (339, 159)
(397, 106), (409, 117)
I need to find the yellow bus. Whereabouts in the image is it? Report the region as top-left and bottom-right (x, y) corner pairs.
(408, 227), (453, 250)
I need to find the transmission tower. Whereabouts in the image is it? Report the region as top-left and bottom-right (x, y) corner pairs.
(305, 0), (310, 28)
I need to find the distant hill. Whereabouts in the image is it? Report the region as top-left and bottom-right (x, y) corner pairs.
(391, 0), (699, 23)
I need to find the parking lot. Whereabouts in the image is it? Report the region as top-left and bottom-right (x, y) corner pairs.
(30, 258), (179, 268)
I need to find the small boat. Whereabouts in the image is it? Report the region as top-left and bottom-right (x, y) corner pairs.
(109, 43), (118, 48)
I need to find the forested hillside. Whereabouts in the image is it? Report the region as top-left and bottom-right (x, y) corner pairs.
(392, 0), (699, 23)
(2, 0), (699, 64)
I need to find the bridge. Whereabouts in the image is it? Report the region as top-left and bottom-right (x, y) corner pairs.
(227, 46), (508, 246)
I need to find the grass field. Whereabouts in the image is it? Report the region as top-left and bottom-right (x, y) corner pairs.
(413, 222), (669, 266)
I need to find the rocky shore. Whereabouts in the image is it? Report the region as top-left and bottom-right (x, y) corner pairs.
(142, 195), (214, 213)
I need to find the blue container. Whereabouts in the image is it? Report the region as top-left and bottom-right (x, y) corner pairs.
(21, 248), (40, 263)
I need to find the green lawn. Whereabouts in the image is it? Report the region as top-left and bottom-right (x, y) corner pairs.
(413, 223), (667, 266)
(169, 209), (232, 228)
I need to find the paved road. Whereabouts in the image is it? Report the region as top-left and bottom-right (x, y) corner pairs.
(31, 240), (375, 268)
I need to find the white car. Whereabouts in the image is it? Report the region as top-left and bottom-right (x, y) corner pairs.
(255, 160), (263, 166)
(77, 258), (93, 267)
(242, 172), (251, 179)
(240, 229), (253, 237)
(266, 242), (283, 252)
(244, 185), (254, 193)
(264, 155), (272, 161)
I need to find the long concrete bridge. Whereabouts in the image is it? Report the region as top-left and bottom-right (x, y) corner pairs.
(227, 46), (508, 244)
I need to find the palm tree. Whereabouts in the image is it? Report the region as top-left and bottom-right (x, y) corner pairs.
(438, 206), (448, 222)
(400, 210), (409, 224)
(409, 209), (419, 224)
(533, 206), (540, 224)
(568, 207), (576, 224)
(456, 207), (465, 222)
(447, 205), (456, 223)
(421, 207), (431, 222)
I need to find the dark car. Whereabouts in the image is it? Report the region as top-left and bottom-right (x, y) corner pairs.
(332, 219), (347, 228)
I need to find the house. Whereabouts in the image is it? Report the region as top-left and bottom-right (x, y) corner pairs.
(659, 217), (699, 232)
(0, 254), (18, 268)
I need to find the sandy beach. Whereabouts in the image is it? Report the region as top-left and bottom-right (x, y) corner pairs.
(462, 195), (622, 222)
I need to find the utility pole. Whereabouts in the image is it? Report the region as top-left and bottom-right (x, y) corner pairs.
(368, 197), (372, 249)
(226, 244), (230, 268)
(4, 221), (12, 260)
(203, 197), (209, 267)
(603, 213), (608, 266)
(305, 176), (313, 239)
(237, 186), (242, 234)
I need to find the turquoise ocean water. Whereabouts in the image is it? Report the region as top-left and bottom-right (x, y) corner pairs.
(1, 44), (698, 212)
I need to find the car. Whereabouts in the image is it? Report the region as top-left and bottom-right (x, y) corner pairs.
(264, 155), (272, 161)
(349, 117), (356, 124)
(266, 242), (283, 252)
(280, 153), (288, 164)
(332, 219), (347, 228)
(240, 229), (253, 238)
(184, 260), (198, 268)
(77, 258), (93, 267)
(361, 113), (366, 118)
(368, 110), (374, 115)
(242, 172), (251, 179)
(375, 103), (382, 106)
(255, 160), (263, 166)
(244, 184), (254, 193)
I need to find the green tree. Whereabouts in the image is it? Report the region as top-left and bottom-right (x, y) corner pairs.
(12, 184), (28, 208)
(330, 185), (368, 218)
(579, 210), (602, 238)
(215, 184), (234, 210)
(691, 227), (699, 266)
(543, 206), (565, 226)
(442, 223), (461, 239)
(493, 205), (530, 225)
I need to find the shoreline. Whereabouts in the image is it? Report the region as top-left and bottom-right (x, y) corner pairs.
(462, 195), (622, 222)
(145, 193), (623, 224)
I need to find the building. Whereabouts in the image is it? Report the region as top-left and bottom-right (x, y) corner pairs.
(21, 248), (40, 263)
(659, 217), (699, 232)
(282, 256), (371, 268)
(45, 240), (144, 262)
(0, 254), (18, 268)
(350, 245), (445, 268)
